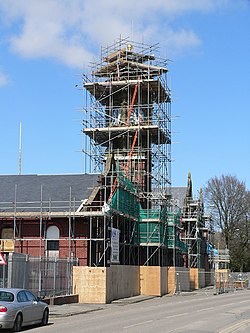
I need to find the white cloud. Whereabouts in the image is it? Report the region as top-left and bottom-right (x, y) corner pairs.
(0, 71), (9, 87)
(0, 0), (228, 67)
(164, 29), (202, 53)
(0, 1), (92, 67)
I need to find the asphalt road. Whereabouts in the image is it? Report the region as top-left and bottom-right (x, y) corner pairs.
(19, 289), (250, 333)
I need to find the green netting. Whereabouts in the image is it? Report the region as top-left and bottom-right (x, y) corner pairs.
(139, 221), (166, 244)
(167, 223), (187, 252)
(160, 204), (169, 222)
(109, 161), (140, 218)
(139, 205), (169, 244)
(139, 208), (187, 252)
(166, 211), (182, 226)
(139, 209), (161, 220)
(114, 161), (138, 193)
(116, 173), (137, 193)
(139, 204), (169, 223)
(108, 162), (187, 252)
(111, 187), (140, 219)
(180, 241), (188, 252)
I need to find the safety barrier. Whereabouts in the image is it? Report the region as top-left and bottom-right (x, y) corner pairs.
(0, 252), (78, 297)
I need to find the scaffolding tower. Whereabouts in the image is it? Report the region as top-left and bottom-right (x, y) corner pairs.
(181, 173), (208, 268)
(82, 38), (172, 266)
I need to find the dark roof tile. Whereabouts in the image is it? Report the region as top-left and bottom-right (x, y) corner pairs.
(0, 174), (99, 212)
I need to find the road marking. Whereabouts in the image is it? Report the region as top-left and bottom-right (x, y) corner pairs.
(165, 313), (188, 319)
(197, 307), (214, 312)
(218, 319), (250, 333)
(123, 320), (153, 329)
(221, 303), (236, 307)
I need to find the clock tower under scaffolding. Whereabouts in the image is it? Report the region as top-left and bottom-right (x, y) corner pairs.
(82, 38), (173, 266)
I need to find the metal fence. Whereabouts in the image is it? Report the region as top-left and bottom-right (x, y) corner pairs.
(0, 253), (78, 297)
(172, 269), (250, 295)
(229, 272), (250, 290)
(0, 256), (249, 298)
(172, 270), (216, 295)
(214, 271), (250, 294)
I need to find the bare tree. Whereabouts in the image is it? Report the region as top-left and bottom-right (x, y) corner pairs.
(205, 175), (249, 250)
(230, 214), (250, 271)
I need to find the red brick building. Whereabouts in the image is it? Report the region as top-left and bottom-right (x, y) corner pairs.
(0, 174), (100, 265)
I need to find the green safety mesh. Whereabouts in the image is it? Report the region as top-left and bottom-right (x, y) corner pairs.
(167, 212), (187, 252)
(111, 187), (140, 219)
(109, 161), (140, 219)
(109, 162), (187, 252)
(139, 208), (187, 252)
(139, 222), (167, 244)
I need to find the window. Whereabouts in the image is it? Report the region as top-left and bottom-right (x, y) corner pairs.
(0, 292), (14, 302)
(17, 291), (28, 303)
(47, 240), (59, 251)
(46, 226), (59, 239)
(46, 225), (60, 256)
(25, 291), (37, 302)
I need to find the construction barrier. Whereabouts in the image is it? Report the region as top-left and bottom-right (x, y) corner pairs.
(73, 266), (225, 303)
(73, 265), (140, 304)
(0, 252), (77, 297)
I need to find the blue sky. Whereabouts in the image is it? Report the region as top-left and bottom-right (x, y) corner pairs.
(0, 0), (249, 195)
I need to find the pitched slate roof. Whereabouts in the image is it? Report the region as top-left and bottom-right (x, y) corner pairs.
(170, 187), (187, 209)
(0, 174), (99, 213)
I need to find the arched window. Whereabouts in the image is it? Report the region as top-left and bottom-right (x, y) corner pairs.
(46, 226), (59, 254)
(46, 226), (60, 240)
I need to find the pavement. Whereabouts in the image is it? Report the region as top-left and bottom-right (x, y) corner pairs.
(49, 303), (104, 318)
(49, 295), (155, 318)
(48, 287), (242, 318)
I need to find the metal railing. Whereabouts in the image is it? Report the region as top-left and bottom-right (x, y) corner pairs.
(171, 269), (237, 295)
(0, 253), (78, 297)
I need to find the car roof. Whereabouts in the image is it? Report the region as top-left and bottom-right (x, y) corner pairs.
(0, 288), (29, 295)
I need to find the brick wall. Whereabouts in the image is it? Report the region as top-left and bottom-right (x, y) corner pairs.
(2, 217), (89, 265)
